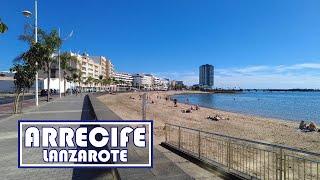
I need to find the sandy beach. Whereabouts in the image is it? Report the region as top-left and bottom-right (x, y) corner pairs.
(98, 91), (320, 153)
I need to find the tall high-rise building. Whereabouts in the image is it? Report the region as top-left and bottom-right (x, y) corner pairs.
(199, 64), (214, 88)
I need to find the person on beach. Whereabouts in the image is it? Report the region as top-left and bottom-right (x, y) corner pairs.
(173, 99), (178, 107)
(307, 122), (317, 131)
(195, 105), (199, 110)
(299, 121), (307, 130)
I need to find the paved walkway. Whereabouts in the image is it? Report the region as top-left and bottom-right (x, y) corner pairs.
(0, 95), (60, 120)
(0, 95), (193, 180)
(0, 95), (115, 180)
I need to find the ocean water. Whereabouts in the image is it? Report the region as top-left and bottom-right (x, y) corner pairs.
(172, 91), (320, 123)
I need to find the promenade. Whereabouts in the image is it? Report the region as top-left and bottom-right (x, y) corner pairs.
(0, 94), (204, 180)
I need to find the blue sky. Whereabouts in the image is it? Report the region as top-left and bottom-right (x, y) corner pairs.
(1, 0), (320, 88)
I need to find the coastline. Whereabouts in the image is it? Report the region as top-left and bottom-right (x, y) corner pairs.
(170, 93), (303, 124)
(97, 90), (320, 153)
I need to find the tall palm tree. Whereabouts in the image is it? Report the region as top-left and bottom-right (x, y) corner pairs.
(72, 70), (83, 93)
(0, 18), (8, 33)
(17, 28), (62, 102)
(98, 75), (103, 91)
(85, 76), (94, 92)
(60, 52), (77, 96)
(41, 30), (62, 102)
(93, 78), (100, 91)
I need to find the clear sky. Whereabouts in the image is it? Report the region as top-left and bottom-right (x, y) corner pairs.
(1, 0), (320, 88)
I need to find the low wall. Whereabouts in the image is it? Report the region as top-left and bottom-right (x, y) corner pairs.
(87, 94), (121, 180)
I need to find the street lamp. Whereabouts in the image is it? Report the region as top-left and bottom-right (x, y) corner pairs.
(22, 0), (38, 106)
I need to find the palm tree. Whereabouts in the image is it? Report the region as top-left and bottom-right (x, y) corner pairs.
(102, 78), (111, 87)
(0, 18), (8, 33)
(85, 76), (94, 92)
(60, 52), (77, 96)
(41, 30), (62, 101)
(98, 75), (103, 91)
(93, 78), (100, 91)
(19, 28), (62, 102)
(71, 70), (83, 93)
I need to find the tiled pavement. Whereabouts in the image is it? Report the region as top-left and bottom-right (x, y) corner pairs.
(0, 94), (114, 180)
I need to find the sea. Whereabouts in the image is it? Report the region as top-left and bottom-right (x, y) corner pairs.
(171, 91), (320, 124)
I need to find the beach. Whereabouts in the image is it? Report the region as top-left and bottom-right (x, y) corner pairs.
(98, 91), (320, 153)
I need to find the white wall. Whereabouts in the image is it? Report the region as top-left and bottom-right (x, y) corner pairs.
(43, 78), (75, 93)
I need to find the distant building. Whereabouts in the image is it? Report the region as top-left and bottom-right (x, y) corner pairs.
(199, 64), (214, 89)
(71, 53), (114, 80)
(152, 76), (170, 90)
(171, 80), (183, 86)
(132, 74), (153, 90)
(170, 80), (184, 90)
(113, 72), (133, 86)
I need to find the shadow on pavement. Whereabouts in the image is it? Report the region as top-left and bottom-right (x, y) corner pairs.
(72, 95), (114, 180)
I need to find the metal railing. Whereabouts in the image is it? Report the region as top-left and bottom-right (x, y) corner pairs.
(164, 123), (320, 180)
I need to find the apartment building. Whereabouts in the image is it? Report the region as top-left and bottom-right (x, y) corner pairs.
(153, 76), (170, 90)
(199, 64), (214, 89)
(71, 53), (114, 80)
(132, 74), (169, 90)
(132, 74), (153, 90)
(113, 72), (133, 86)
(40, 52), (114, 92)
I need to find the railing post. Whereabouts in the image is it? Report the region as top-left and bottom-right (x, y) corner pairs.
(279, 148), (283, 180)
(178, 126), (181, 149)
(227, 139), (231, 171)
(198, 130), (201, 158)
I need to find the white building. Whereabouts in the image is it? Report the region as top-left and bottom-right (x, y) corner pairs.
(159, 78), (170, 90)
(152, 76), (169, 90)
(113, 72), (133, 86)
(132, 74), (153, 90)
(41, 52), (114, 92)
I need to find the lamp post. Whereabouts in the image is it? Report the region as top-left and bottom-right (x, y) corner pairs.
(58, 28), (61, 98)
(22, 0), (38, 106)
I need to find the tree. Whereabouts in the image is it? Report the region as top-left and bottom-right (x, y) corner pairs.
(18, 27), (62, 102)
(102, 78), (111, 87)
(0, 18), (8, 33)
(98, 75), (103, 91)
(94, 78), (100, 91)
(85, 76), (94, 92)
(40, 30), (62, 101)
(72, 70), (83, 92)
(10, 63), (36, 113)
(60, 52), (77, 96)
